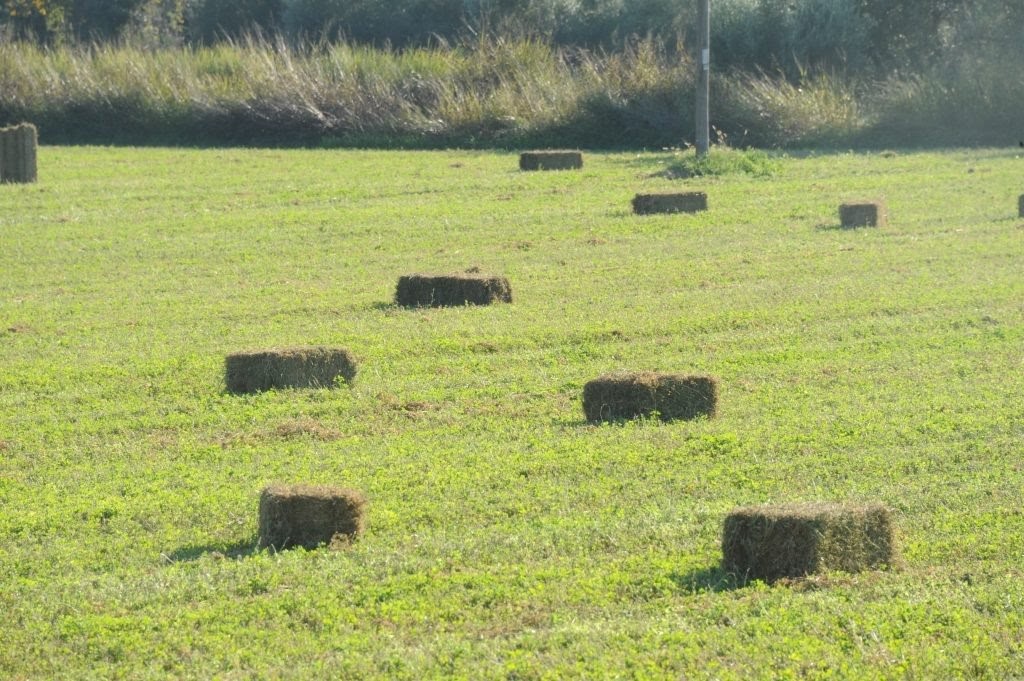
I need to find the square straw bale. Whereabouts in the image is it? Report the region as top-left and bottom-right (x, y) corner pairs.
(0, 123), (38, 184)
(225, 347), (356, 394)
(259, 483), (367, 550)
(722, 502), (896, 582)
(519, 150), (584, 171)
(839, 201), (886, 228)
(632, 192), (708, 215)
(395, 273), (512, 307)
(583, 372), (717, 422)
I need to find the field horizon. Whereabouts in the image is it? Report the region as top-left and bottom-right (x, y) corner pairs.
(1, 145), (1022, 678)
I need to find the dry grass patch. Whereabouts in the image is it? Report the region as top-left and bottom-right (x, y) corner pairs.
(395, 273), (512, 307)
(519, 150), (583, 171)
(258, 483), (367, 551)
(632, 192), (708, 215)
(839, 201), (886, 228)
(225, 347), (357, 394)
(722, 502), (896, 583)
(582, 372), (717, 422)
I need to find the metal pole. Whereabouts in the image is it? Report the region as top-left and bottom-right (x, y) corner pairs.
(695, 0), (710, 157)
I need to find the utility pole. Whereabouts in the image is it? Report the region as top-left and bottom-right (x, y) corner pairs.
(695, 0), (710, 157)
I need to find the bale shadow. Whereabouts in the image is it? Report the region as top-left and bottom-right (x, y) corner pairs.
(164, 537), (259, 563)
(814, 222), (857, 232)
(367, 301), (399, 312)
(670, 565), (745, 593)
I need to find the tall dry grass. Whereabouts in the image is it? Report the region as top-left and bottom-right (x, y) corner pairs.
(0, 36), (1018, 148)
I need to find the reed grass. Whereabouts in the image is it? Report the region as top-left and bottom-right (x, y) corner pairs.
(0, 36), (1020, 148)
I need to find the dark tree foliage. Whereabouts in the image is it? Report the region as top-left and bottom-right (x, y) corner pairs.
(70, 0), (142, 40)
(2, 0), (1022, 83)
(282, 0), (464, 46)
(189, 0), (283, 43)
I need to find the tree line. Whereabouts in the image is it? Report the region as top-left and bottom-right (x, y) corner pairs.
(3, 0), (1022, 77)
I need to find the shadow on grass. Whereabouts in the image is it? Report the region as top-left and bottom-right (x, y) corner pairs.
(670, 565), (746, 593)
(814, 222), (862, 232)
(164, 537), (260, 563)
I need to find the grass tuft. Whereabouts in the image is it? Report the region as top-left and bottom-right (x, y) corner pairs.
(660, 146), (779, 179)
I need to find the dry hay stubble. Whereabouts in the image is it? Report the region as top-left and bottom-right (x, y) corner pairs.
(582, 372), (718, 422)
(632, 192), (708, 215)
(225, 347), (357, 394)
(519, 150), (584, 171)
(258, 483), (367, 550)
(722, 502), (896, 583)
(839, 201), (886, 228)
(395, 273), (513, 308)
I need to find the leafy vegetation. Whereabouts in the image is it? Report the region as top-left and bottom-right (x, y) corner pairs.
(1, 145), (1023, 677)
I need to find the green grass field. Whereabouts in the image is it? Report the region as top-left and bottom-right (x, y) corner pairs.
(1, 146), (1023, 678)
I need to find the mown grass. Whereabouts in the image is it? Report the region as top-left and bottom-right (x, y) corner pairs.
(1, 146), (1023, 678)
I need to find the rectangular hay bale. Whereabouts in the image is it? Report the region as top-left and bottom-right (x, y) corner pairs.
(839, 201), (885, 228)
(0, 123), (38, 184)
(632, 192), (708, 215)
(722, 502), (895, 582)
(395, 273), (512, 307)
(582, 372), (717, 422)
(519, 150), (583, 171)
(225, 347), (357, 394)
(259, 483), (367, 550)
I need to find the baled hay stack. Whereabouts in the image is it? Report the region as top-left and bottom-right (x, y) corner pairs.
(0, 123), (38, 184)
(395, 273), (512, 307)
(839, 201), (886, 228)
(1018, 194), (1024, 218)
(582, 372), (717, 422)
(258, 483), (367, 550)
(632, 192), (708, 215)
(722, 502), (895, 582)
(519, 150), (584, 171)
(225, 347), (356, 394)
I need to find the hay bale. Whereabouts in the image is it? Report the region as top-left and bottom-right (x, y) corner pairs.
(632, 192), (708, 215)
(258, 483), (367, 550)
(839, 201), (886, 228)
(225, 347), (356, 394)
(519, 150), (583, 171)
(0, 123), (38, 184)
(722, 502), (895, 582)
(395, 273), (512, 307)
(582, 372), (717, 422)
